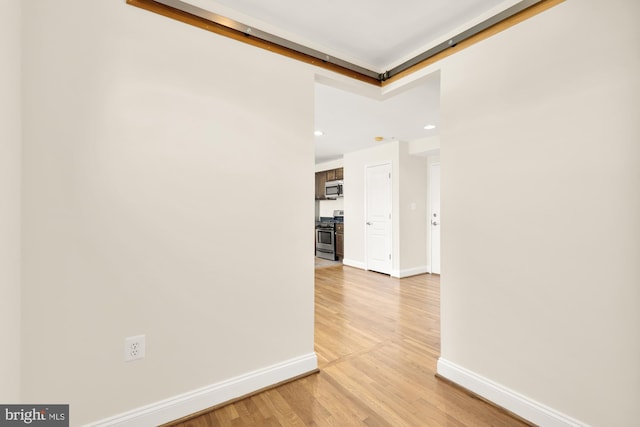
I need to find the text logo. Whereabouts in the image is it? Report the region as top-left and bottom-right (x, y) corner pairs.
(0, 405), (68, 427)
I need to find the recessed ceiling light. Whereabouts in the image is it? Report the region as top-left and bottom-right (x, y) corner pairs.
(314, 130), (324, 136)
(374, 136), (384, 142)
(424, 124), (436, 130)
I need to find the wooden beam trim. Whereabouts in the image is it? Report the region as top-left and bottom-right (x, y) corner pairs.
(127, 0), (563, 87)
(381, 0), (565, 86)
(126, 0), (381, 86)
(128, 0), (563, 87)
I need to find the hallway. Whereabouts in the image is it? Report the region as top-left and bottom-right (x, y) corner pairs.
(172, 266), (528, 426)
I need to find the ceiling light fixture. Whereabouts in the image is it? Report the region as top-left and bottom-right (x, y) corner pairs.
(314, 130), (324, 136)
(423, 124), (436, 130)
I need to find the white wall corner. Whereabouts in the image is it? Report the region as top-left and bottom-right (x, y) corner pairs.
(0, 0), (22, 403)
(398, 266), (430, 278)
(408, 135), (440, 156)
(436, 358), (590, 427)
(342, 262), (430, 279)
(342, 258), (366, 270)
(86, 353), (318, 427)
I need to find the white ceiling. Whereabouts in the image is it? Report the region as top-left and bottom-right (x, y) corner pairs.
(182, 0), (523, 162)
(314, 76), (440, 163)
(186, 0), (519, 72)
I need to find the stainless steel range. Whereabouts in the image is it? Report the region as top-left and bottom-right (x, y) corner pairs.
(315, 210), (343, 260)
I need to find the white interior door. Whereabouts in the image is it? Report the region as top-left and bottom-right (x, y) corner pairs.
(430, 163), (441, 274)
(366, 164), (392, 275)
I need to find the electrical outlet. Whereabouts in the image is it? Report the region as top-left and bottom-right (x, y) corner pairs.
(124, 335), (146, 362)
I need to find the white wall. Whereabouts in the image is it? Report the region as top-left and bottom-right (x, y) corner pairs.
(317, 198), (344, 218)
(315, 158), (343, 172)
(439, 0), (640, 425)
(21, 1), (315, 425)
(398, 145), (428, 276)
(409, 135), (440, 156)
(0, 0), (22, 403)
(343, 142), (428, 276)
(343, 144), (394, 269)
(425, 155), (440, 271)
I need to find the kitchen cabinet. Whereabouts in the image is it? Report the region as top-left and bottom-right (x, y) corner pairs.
(325, 168), (344, 181)
(315, 168), (344, 200)
(315, 172), (327, 200)
(335, 223), (344, 260)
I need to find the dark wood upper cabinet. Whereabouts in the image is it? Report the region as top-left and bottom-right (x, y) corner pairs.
(315, 167), (343, 200)
(315, 172), (326, 200)
(335, 167), (343, 180)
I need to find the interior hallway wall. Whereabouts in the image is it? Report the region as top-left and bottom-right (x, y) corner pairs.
(0, 0), (22, 403)
(343, 141), (428, 277)
(398, 144), (428, 276)
(21, 0), (315, 424)
(425, 154), (440, 273)
(439, 0), (640, 425)
(343, 144), (394, 270)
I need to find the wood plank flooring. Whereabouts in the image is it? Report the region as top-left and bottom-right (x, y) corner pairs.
(171, 266), (529, 427)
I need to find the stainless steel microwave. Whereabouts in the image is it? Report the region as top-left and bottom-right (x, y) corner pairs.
(324, 180), (343, 199)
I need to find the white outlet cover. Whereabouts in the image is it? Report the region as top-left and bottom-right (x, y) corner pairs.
(124, 335), (146, 362)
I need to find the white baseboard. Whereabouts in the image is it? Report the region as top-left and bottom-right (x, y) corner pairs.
(436, 358), (589, 427)
(87, 353), (318, 427)
(342, 258), (366, 270)
(397, 265), (430, 278)
(342, 261), (430, 279)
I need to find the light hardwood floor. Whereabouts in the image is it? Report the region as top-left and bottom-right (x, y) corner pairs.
(171, 266), (529, 426)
